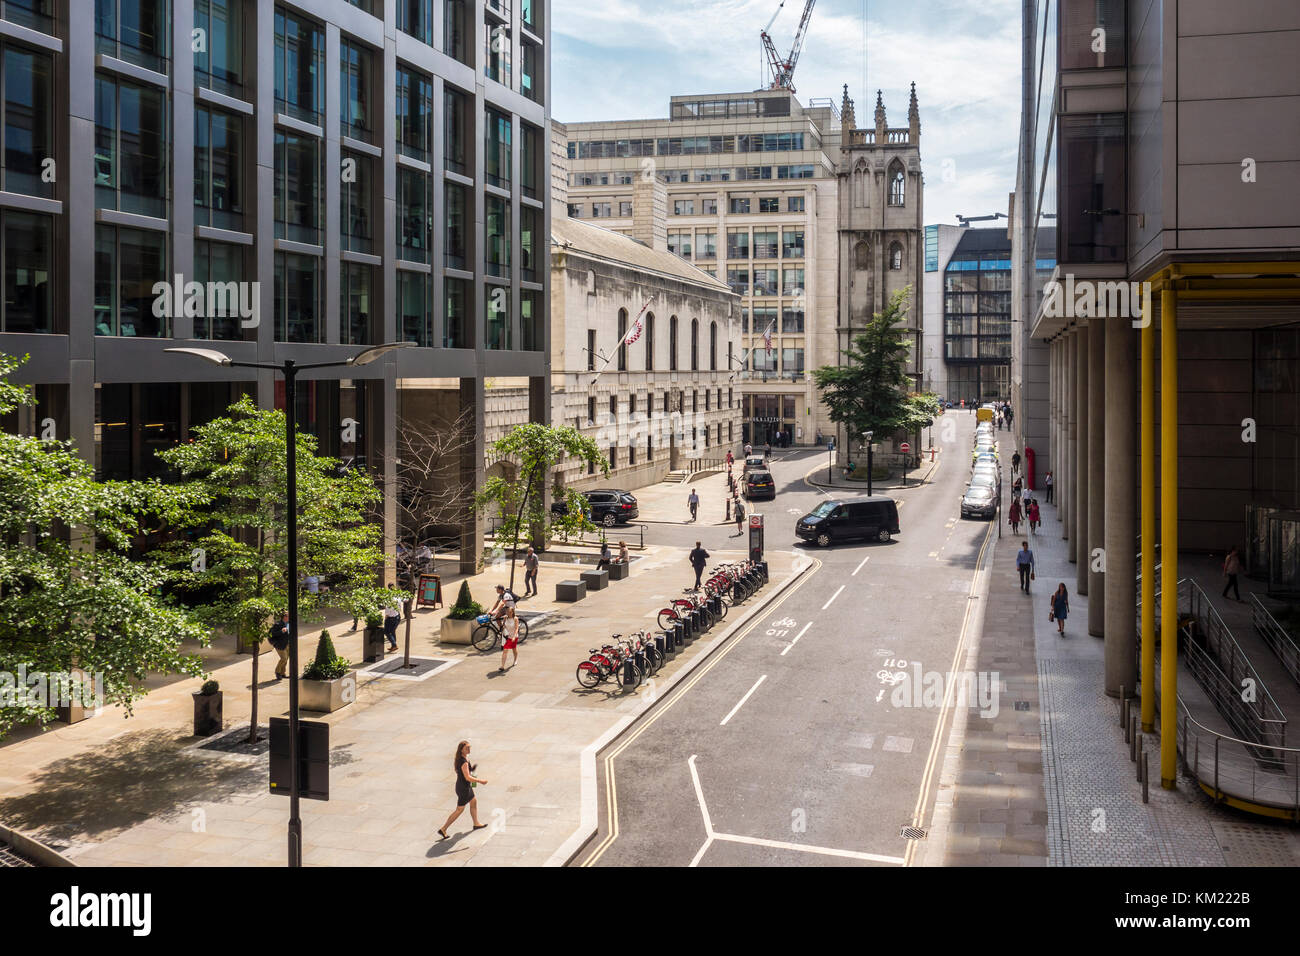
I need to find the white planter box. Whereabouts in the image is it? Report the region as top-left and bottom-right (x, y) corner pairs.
(440, 617), (477, 645)
(299, 671), (357, 713)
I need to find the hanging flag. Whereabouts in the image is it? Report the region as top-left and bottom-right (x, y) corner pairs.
(590, 293), (656, 386)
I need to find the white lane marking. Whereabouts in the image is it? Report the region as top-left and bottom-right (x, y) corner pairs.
(719, 674), (767, 726)
(687, 755), (904, 867)
(821, 585), (845, 610)
(852, 555), (870, 576)
(780, 622), (812, 656)
(687, 754), (715, 867)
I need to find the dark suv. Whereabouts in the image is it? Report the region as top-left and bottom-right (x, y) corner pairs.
(795, 496), (900, 546)
(551, 489), (639, 527)
(744, 469), (776, 500)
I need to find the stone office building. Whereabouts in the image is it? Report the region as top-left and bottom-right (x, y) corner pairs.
(0, 0), (553, 574)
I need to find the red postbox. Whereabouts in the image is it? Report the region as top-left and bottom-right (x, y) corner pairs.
(1024, 447), (1036, 491)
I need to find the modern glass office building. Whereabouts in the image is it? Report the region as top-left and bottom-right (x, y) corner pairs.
(0, 0), (552, 572)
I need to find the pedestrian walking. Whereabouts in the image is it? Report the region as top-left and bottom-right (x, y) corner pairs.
(733, 496), (746, 536)
(437, 740), (488, 839)
(689, 541), (710, 590)
(1016, 540), (1035, 593)
(498, 605), (520, 672)
(687, 487), (700, 522)
(1044, 471), (1054, 504)
(1011, 477), (1022, 505)
(596, 540), (612, 571)
(1027, 498), (1041, 534)
(764, 440), (771, 459)
(1222, 546), (1244, 601)
(744, 442), (752, 457)
(523, 545), (539, 596)
(269, 610), (291, 680)
(1049, 583), (1069, 635)
(383, 600), (401, 651)
(725, 449), (734, 467)
(1011, 451), (1021, 476)
(1008, 498), (1022, 534)
(1006, 406), (1014, 429)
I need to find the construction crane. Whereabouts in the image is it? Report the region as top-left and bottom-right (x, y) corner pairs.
(760, 0), (817, 94)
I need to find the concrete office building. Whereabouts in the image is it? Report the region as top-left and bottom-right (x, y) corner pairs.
(0, 0), (553, 574)
(1015, 0), (1300, 806)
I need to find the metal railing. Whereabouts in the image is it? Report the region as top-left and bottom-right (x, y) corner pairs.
(486, 516), (647, 551)
(1252, 594), (1300, 690)
(1176, 704), (1300, 817)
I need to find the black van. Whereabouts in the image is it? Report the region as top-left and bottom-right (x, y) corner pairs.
(795, 496), (900, 546)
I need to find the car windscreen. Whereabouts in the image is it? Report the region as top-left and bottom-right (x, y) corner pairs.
(809, 501), (837, 518)
(966, 486), (995, 499)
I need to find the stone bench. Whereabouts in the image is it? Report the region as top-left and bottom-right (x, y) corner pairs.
(607, 561), (629, 581)
(580, 569), (609, 591)
(556, 579), (587, 602)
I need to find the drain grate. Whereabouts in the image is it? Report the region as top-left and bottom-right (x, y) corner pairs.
(900, 825), (927, 840)
(1014, 701), (1030, 711)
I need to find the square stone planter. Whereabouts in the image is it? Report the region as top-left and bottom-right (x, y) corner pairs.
(362, 625), (387, 662)
(192, 691), (223, 737)
(299, 671), (357, 713)
(440, 616), (477, 645)
(608, 561), (629, 581)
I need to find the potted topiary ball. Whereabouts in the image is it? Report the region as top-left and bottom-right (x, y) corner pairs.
(193, 679), (223, 737)
(300, 630), (356, 713)
(440, 580), (484, 645)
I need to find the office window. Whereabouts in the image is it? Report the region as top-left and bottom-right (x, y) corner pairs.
(194, 106), (242, 231)
(667, 231), (692, 258)
(587, 330), (596, 371)
(782, 348), (804, 378)
(485, 108), (511, 187)
(726, 269), (749, 296)
(890, 242), (903, 270)
(669, 315), (678, 370)
(521, 204), (539, 282)
(782, 268), (804, 297)
(759, 197), (778, 213)
(398, 271), (430, 346)
(782, 228), (804, 258)
(751, 305), (776, 336)
(195, 0), (242, 95)
(397, 168), (431, 263)
(753, 229), (778, 258)
(521, 39), (540, 102)
(752, 268), (778, 296)
(0, 209), (52, 332)
(521, 123), (540, 199)
(445, 276), (468, 348)
(94, 75), (167, 218)
(444, 85), (470, 174)
(567, 203), (582, 218)
(340, 39), (372, 142)
(690, 318), (699, 370)
(274, 252), (321, 343)
(591, 202), (611, 218)
(444, 1), (469, 63)
(726, 228), (749, 260)
(1061, 0), (1125, 69)
(709, 322), (717, 370)
(94, 225), (166, 337)
(96, 0), (168, 71)
(485, 18), (510, 86)
(674, 199), (694, 216)
(274, 131), (322, 244)
(619, 201), (632, 216)
(787, 195), (804, 212)
(697, 231), (716, 259)
(520, 290), (540, 352)
(1060, 113), (1126, 263)
(888, 162), (905, 205)
(2, 44), (54, 198)
(705, 389), (710, 411)
(341, 261), (374, 345)
(485, 194), (510, 277)
(485, 285), (510, 350)
(341, 150), (372, 253)
(617, 308), (627, 370)
(1, 0), (54, 35)
(729, 197), (750, 214)
(191, 240), (245, 340)
(702, 198), (717, 215)
(644, 313), (654, 370)
(396, 65), (433, 161)
(274, 8), (325, 124)
(444, 181), (468, 270)
(397, 0), (433, 45)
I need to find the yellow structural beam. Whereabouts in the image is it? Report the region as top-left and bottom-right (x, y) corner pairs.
(1140, 297), (1155, 733)
(1175, 288), (1300, 299)
(1172, 261), (1300, 276)
(1160, 287), (1179, 789)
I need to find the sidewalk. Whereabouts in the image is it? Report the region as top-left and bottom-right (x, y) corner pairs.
(917, 463), (1300, 866)
(632, 463), (749, 525)
(802, 447), (941, 491)
(0, 544), (807, 867)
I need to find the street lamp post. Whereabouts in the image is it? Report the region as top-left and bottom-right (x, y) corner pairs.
(167, 342), (412, 867)
(863, 430), (874, 496)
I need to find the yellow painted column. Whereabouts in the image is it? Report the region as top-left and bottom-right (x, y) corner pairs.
(1160, 287), (1179, 788)
(1140, 293), (1156, 732)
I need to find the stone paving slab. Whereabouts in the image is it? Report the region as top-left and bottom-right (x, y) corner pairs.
(0, 544), (804, 867)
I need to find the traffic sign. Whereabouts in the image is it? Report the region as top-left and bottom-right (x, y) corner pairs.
(900, 442), (910, 454)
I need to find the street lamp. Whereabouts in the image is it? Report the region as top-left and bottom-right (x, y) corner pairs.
(862, 430), (874, 496)
(167, 341), (413, 867)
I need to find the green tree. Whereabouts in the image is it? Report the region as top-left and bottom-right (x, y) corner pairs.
(474, 423), (607, 589)
(152, 396), (402, 741)
(0, 354), (207, 739)
(813, 286), (940, 441)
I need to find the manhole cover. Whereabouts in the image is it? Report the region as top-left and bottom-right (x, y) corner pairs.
(900, 825), (927, 840)
(1014, 701), (1030, 711)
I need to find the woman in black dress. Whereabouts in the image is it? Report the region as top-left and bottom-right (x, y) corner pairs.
(438, 740), (489, 839)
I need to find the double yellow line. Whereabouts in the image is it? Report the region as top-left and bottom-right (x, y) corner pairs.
(579, 559), (822, 866)
(902, 517), (995, 866)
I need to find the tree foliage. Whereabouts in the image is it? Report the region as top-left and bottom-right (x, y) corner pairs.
(812, 287), (941, 438)
(0, 354), (207, 738)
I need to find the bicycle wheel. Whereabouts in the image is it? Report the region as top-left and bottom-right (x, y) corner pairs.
(657, 608), (677, 631)
(517, 618), (530, 643)
(575, 662), (601, 689)
(471, 624), (498, 652)
(713, 597), (728, 620)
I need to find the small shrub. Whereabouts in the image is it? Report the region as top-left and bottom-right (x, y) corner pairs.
(302, 630), (350, 681)
(365, 611), (384, 629)
(447, 580), (484, 621)
(199, 680), (220, 696)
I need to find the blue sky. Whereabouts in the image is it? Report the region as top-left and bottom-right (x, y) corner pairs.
(551, 0), (1022, 227)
